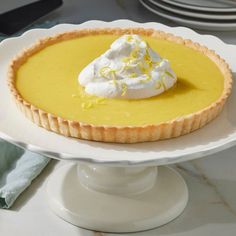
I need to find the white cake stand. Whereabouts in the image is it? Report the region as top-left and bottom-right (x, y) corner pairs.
(0, 20), (236, 233)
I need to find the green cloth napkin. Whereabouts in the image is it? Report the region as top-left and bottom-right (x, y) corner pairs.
(0, 139), (49, 208)
(0, 21), (58, 209)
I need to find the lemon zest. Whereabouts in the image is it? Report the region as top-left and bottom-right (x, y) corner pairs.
(99, 66), (111, 78)
(123, 65), (132, 70)
(126, 35), (133, 42)
(161, 81), (167, 91)
(112, 79), (118, 86)
(121, 83), (127, 96)
(122, 57), (130, 63)
(129, 73), (137, 78)
(130, 45), (140, 59)
(139, 73), (151, 84)
(139, 63), (149, 74)
(144, 53), (150, 62)
(95, 97), (106, 105)
(99, 66), (117, 80)
(146, 74), (151, 81)
(110, 70), (117, 81)
(160, 74), (167, 90)
(147, 60), (153, 69)
(122, 57), (136, 65)
(165, 71), (174, 79)
(145, 48), (151, 60)
(154, 60), (161, 66)
(81, 102), (93, 110)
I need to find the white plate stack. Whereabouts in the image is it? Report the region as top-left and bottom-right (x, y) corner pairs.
(140, 0), (236, 31)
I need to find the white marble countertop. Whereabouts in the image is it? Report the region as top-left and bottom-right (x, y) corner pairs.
(1, 148), (236, 236)
(0, 0), (236, 235)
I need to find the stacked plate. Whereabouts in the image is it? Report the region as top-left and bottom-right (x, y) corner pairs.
(140, 0), (236, 31)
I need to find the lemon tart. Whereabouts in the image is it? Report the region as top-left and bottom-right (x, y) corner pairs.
(8, 28), (233, 143)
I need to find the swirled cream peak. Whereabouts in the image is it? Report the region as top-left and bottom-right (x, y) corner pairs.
(78, 35), (177, 99)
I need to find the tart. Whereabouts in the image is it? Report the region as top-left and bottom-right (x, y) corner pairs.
(8, 28), (233, 143)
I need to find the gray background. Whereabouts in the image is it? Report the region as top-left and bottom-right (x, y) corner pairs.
(1, 0), (236, 44)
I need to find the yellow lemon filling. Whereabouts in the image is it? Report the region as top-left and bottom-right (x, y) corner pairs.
(16, 35), (224, 126)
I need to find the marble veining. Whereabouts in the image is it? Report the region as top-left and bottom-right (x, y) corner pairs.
(192, 160), (236, 218)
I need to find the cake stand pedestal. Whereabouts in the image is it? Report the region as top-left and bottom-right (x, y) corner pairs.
(47, 163), (188, 233)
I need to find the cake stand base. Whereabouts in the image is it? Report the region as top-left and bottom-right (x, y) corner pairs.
(46, 163), (188, 233)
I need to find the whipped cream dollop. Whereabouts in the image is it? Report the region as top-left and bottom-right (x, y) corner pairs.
(78, 34), (177, 99)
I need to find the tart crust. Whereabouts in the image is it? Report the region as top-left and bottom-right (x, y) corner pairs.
(8, 28), (233, 143)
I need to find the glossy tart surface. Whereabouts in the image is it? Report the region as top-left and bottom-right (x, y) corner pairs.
(9, 28), (232, 143)
(16, 34), (224, 126)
